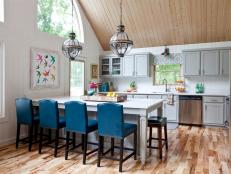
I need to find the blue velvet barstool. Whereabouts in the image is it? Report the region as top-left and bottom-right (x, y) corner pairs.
(38, 99), (66, 157)
(64, 101), (98, 164)
(97, 103), (137, 172)
(15, 98), (39, 151)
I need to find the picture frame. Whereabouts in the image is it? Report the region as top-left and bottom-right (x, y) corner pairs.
(30, 47), (60, 89)
(91, 64), (98, 79)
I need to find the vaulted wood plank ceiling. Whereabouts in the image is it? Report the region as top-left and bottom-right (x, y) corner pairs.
(78, 0), (231, 51)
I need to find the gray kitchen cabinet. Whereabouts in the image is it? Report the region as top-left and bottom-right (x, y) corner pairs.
(220, 50), (229, 75)
(163, 101), (178, 122)
(122, 53), (153, 77)
(203, 103), (224, 125)
(183, 51), (201, 76)
(100, 57), (122, 77)
(148, 94), (178, 122)
(135, 54), (150, 77)
(203, 96), (225, 125)
(201, 50), (220, 75)
(123, 55), (134, 77)
(100, 57), (111, 76)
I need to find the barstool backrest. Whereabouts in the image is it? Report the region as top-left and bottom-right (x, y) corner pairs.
(65, 101), (88, 133)
(39, 99), (59, 129)
(15, 98), (33, 124)
(97, 103), (124, 138)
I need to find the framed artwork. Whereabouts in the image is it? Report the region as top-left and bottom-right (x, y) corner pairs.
(30, 48), (60, 89)
(91, 64), (98, 79)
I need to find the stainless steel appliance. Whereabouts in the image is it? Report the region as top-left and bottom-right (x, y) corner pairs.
(179, 96), (202, 125)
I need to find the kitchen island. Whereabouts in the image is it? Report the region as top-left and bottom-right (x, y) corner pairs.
(32, 96), (164, 165)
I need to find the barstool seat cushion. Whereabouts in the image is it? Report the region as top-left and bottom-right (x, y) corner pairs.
(87, 119), (98, 132)
(148, 116), (167, 124)
(124, 123), (137, 137)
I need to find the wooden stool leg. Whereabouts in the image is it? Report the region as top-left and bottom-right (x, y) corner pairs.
(83, 134), (88, 165)
(34, 124), (38, 142)
(111, 138), (114, 156)
(164, 124), (168, 150)
(148, 126), (152, 148)
(16, 124), (20, 149)
(97, 136), (102, 167)
(134, 130), (137, 160)
(119, 139), (124, 172)
(81, 134), (84, 151)
(28, 125), (33, 151)
(39, 128), (43, 154)
(54, 129), (59, 157)
(158, 126), (162, 159)
(48, 129), (52, 143)
(65, 131), (70, 160)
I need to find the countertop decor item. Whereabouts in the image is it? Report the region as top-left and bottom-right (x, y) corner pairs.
(81, 94), (126, 103)
(62, 0), (82, 60)
(109, 0), (133, 57)
(30, 47), (60, 89)
(161, 46), (170, 57)
(195, 83), (204, 93)
(127, 81), (136, 92)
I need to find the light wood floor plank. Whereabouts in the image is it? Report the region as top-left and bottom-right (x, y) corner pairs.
(0, 126), (230, 174)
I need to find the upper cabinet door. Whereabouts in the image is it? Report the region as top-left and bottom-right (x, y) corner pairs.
(183, 51), (201, 76)
(101, 58), (111, 76)
(201, 50), (220, 75)
(135, 54), (149, 77)
(123, 55), (134, 76)
(220, 50), (229, 75)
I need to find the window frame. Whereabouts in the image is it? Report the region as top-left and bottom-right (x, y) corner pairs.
(0, 0), (4, 23)
(69, 60), (85, 97)
(0, 42), (6, 122)
(36, 0), (84, 43)
(153, 64), (182, 85)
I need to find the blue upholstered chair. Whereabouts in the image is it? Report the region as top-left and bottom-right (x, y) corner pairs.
(65, 101), (98, 164)
(38, 99), (66, 157)
(15, 98), (39, 151)
(97, 103), (137, 172)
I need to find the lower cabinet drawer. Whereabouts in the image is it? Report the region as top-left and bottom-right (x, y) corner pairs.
(203, 96), (225, 103)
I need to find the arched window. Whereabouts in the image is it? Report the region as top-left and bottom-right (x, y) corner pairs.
(0, 0), (4, 22)
(37, 0), (84, 43)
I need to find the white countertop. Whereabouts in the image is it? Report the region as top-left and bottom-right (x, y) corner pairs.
(100, 91), (230, 97)
(32, 96), (164, 110)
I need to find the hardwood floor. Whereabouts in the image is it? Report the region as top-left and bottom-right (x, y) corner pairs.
(0, 126), (230, 174)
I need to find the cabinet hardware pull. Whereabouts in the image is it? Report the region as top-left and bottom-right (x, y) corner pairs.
(222, 69), (224, 74)
(205, 105), (207, 110)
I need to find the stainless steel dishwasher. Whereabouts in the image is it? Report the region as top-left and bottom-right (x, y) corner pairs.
(179, 96), (202, 125)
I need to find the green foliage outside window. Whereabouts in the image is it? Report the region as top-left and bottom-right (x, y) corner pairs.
(154, 64), (181, 85)
(37, 0), (83, 41)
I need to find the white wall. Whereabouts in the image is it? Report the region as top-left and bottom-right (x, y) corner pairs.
(102, 41), (231, 94)
(0, 0), (102, 146)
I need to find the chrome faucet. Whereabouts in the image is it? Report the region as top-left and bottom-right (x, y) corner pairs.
(162, 79), (168, 92)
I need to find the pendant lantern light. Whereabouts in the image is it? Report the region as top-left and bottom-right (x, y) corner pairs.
(62, 0), (82, 60)
(109, 0), (133, 57)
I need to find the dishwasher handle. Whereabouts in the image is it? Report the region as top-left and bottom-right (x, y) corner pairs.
(179, 96), (202, 100)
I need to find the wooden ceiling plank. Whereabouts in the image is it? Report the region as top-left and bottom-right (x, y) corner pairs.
(78, 0), (231, 51)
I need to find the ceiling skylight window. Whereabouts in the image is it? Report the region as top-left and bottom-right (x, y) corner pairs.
(0, 0), (4, 22)
(37, 0), (84, 42)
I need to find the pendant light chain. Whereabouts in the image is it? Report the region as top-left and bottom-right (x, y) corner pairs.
(120, 0), (122, 26)
(71, 0), (74, 33)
